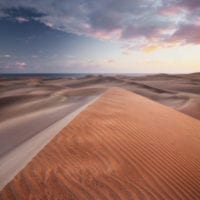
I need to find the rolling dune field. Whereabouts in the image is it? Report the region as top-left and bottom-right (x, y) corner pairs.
(1, 87), (200, 199)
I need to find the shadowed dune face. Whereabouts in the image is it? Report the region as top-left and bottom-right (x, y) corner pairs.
(0, 78), (105, 123)
(0, 78), (105, 158)
(0, 74), (199, 161)
(0, 74), (199, 193)
(0, 88), (200, 199)
(0, 73), (200, 121)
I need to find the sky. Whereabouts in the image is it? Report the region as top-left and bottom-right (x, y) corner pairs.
(0, 0), (200, 74)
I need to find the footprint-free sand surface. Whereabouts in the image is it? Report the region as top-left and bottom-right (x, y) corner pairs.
(0, 95), (100, 191)
(1, 87), (200, 199)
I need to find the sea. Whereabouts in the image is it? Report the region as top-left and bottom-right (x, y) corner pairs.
(0, 73), (147, 78)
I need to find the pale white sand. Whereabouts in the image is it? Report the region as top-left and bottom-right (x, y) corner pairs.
(0, 73), (200, 191)
(0, 95), (100, 190)
(1, 88), (200, 199)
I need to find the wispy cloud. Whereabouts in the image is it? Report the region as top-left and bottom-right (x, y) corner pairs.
(0, 54), (11, 58)
(0, 0), (200, 49)
(0, 61), (27, 72)
(16, 16), (29, 23)
(15, 61), (27, 69)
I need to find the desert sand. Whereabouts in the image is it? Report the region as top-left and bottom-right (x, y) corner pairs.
(0, 95), (100, 190)
(1, 73), (200, 122)
(0, 73), (200, 198)
(0, 87), (200, 199)
(0, 76), (106, 189)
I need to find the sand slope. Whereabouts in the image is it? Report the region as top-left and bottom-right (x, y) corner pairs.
(0, 87), (200, 199)
(0, 95), (101, 191)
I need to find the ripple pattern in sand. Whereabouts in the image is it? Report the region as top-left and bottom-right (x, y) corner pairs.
(1, 88), (200, 200)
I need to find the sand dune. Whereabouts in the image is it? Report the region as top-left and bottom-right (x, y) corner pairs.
(1, 73), (200, 120)
(0, 79), (104, 190)
(178, 97), (200, 119)
(0, 74), (199, 197)
(1, 87), (200, 199)
(0, 95), (100, 191)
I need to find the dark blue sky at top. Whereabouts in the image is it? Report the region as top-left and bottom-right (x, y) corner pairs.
(0, 16), (82, 56)
(0, 6), (116, 73)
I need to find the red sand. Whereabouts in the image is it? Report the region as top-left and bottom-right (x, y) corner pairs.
(0, 87), (200, 199)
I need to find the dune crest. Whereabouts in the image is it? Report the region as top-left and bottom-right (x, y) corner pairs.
(0, 87), (200, 199)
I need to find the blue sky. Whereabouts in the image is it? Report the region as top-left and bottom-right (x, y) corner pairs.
(0, 0), (200, 73)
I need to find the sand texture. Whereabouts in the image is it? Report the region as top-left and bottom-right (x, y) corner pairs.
(0, 77), (104, 189)
(1, 87), (200, 200)
(0, 95), (100, 190)
(0, 73), (200, 123)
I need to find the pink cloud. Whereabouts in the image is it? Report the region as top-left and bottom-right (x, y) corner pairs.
(159, 7), (183, 16)
(16, 17), (29, 23)
(90, 30), (120, 40)
(169, 24), (200, 44)
(178, 0), (200, 10)
(16, 61), (27, 69)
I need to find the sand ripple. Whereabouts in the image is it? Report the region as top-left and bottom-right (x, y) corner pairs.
(0, 88), (200, 199)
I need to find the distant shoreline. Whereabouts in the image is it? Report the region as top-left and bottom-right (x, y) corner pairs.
(0, 73), (154, 78)
(0, 72), (198, 79)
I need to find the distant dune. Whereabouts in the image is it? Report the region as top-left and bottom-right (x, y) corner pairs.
(0, 73), (200, 122)
(1, 88), (200, 199)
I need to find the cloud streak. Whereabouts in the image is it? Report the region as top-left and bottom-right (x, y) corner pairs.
(0, 0), (200, 49)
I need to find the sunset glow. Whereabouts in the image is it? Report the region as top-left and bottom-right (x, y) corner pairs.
(0, 0), (200, 73)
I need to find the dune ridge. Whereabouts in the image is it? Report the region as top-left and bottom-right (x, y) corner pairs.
(0, 87), (200, 199)
(0, 94), (101, 191)
(1, 73), (199, 122)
